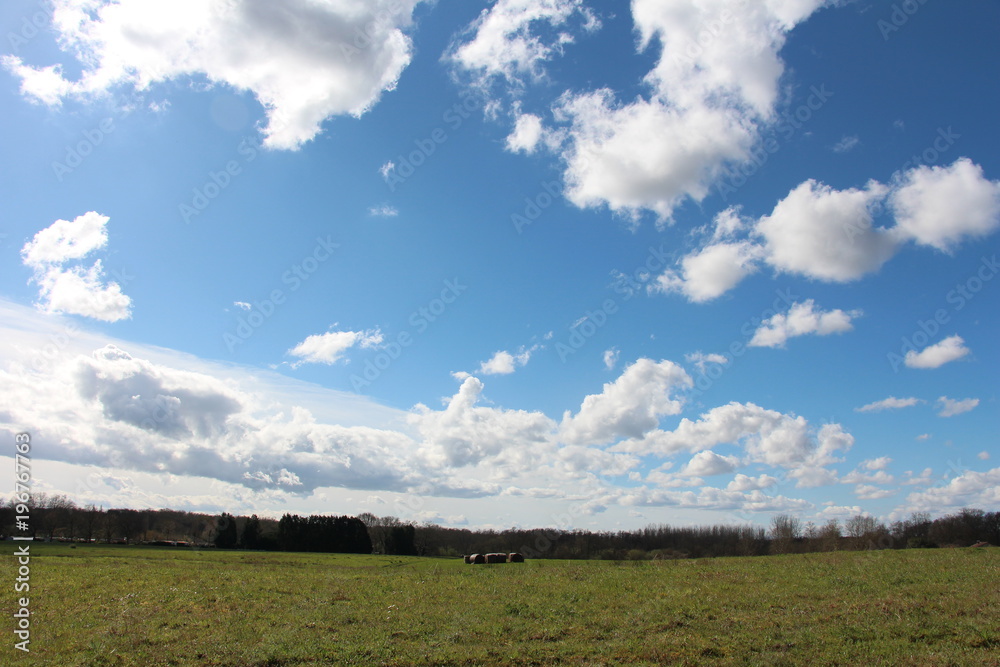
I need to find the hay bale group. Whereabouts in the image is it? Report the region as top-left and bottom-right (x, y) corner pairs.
(464, 552), (523, 564)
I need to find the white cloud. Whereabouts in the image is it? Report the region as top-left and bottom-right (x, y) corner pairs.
(726, 474), (778, 493)
(900, 467), (1000, 514)
(21, 211), (110, 266)
(560, 359), (691, 446)
(651, 240), (763, 302)
(862, 457), (892, 471)
(379, 161), (396, 180)
(21, 212), (132, 322)
(5, 0), (423, 149)
(648, 159), (1000, 302)
(903, 468), (934, 485)
(855, 484), (894, 500)
(756, 179), (896, 282)
(368, 204), (399, 217)
(556, 93), (758, 222)
(603, 347), (620, 371)
(833, 135), (860, 153)
(904, 335), (970, 369)
(890, 158), (1000, 252)
(410, 377), (556, 470)
(856, 397), (922, 413)
(548, 0), (827, 221)
(936, 396), (979, 418)
(748, 300), (860, 348)
(450, 0), (825, 221)
(233, 301), (251, 311)
(614, 402), (853, 478)
(685, 352), (728, 374)
(506, 112), (546, 153)
(709, 206), (748, 241)
(478, 347), (534, 375)
(681, 450), (740, 477)
(448, 0), (598, 89)
(288, 329), (383, 366)
(842, 469), (894, 485)
(916, 434), (931, 442)
(978, 452), (990, 461)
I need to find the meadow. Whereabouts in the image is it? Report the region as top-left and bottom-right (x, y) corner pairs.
(1, 544), (997, 666)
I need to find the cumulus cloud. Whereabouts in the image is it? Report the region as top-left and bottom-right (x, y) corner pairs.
(904, 335), (970, 369)
(855, 484), (894, 500)
(685, 352), (728, 374)
(842, 468), (894, 485)
(288, 329), (383, 366)
(862, 457), (892, 471)
(650, 159), (1000, 302)
(21, 212), (132, 322)
(900, 467), (1000, 513)
(681, 450), (740, 477)
(651, 240), (763, 302)
(448, 0), (598, 89)
(410, 376), (556, 470)
(748, 300), (861, 348)
(614, 402), (853, 481)
(856, 397), (922, 413)
(0, 341), (422, 494)
(756, 179), (895, 282)
(553, 0), (826, 221)
(726, 474), (779, 493)
(506, 112), (546, 153)
(936, 396), (979, 418)
(890, 158), (1000, 252)
(560, 359), (691, 446)
(477, 347), (535, 375)
(448, 0), (826, 221)
(603, 348), (620, 371)
(4, 0), (423, 149)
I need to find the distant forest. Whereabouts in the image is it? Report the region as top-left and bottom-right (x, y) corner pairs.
(3, 494), (997, 559)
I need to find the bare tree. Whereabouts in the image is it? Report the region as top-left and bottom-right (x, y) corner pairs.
(769, 514), (801, 554)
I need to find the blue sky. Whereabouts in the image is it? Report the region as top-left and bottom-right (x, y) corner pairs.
(0, 0), (997, 531)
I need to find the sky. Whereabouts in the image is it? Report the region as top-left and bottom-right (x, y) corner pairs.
(0, 0), (997, 532)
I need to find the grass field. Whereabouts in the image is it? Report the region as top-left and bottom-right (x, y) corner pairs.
(1, 544), (997, 666)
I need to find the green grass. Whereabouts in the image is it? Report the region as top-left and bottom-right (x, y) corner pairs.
(1, 545), (998, 665)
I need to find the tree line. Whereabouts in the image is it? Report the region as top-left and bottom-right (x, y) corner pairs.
(2, 494), (996, 559)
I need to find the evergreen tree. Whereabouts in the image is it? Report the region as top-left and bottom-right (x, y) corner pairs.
(240, 514), (262, 549)
(213, 512), (238, 549)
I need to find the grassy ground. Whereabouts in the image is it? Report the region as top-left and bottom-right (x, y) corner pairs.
(1, 544), (997, 665)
